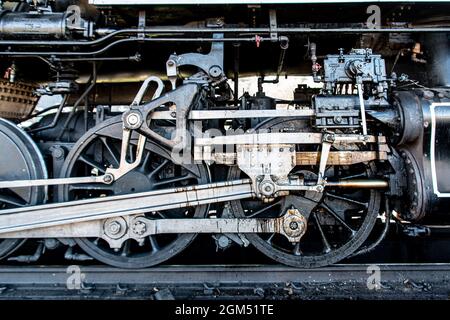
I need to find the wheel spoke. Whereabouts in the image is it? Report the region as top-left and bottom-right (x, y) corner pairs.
(120, 240), (131, 257)
(292, 242), (302, 256)
(148, 235), (160, 253)
(148, 159), (170, 179)
(266, 233), (275, 244)
(128, 145), (135, 163)
(340, 172), (366, 180)
(78, 155), (106, 174)
(140, 151), (152, 172)
(153, 174), (195, 187)
(62, 118), (210, 268)
(313, 212), (332, 253)
(246, 200), (282, 218)
(0, 194), (26, 207)
(326, 192), (368, 208)
(99, 137), (120, 167)
(153, 211), (166, 219)
(320, 202), (356, 235)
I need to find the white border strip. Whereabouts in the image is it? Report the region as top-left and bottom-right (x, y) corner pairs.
(430, 102), (450, 198)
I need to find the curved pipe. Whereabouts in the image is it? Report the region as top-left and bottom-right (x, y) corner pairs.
(349, 198), (391, 258)
(0, 36), (286, 57)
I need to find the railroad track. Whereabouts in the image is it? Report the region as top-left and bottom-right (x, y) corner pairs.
(0, 263), (449, 300)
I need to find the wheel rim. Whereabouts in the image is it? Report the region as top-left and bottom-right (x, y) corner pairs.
(59, 116), (210, 268)
(0, 118), (47, 260)
(228, 118), (381, 268)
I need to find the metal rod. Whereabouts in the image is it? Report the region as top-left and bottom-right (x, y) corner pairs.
(0, 175), (109, 188)
(326, 179), (388, 188)
(357, 83), (368, 136)
(27, 95), (69, 133)
(56, 62), (97, 140)
(233, 43), (240, 104)
(0, 36), (285, 57)
(0, 179), (253, 234)
(0, 26), (448, 47)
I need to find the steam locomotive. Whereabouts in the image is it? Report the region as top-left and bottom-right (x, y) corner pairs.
(0, 0), (449, 268)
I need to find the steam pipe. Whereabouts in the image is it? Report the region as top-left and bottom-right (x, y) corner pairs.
(0, 26), (448, 47)
(0, 36), (289, 57)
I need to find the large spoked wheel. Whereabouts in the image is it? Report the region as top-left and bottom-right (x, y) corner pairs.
(59, 116), (210, 268)
(0, 118), (47, 260)
(228, 118), (381, 268)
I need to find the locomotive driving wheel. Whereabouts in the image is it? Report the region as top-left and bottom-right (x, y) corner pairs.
(228, 118), (382, 268)
(59, 116), (210, 268)
(0, 118), (47, 260)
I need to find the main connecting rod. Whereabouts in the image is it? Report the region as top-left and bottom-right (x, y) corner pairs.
(0, 180), (254, 234)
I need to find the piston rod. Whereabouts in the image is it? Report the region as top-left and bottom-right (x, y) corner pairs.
(325, 179), (388, 188)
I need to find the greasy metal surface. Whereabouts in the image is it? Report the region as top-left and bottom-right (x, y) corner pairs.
(196, 132), (376, 146)
(296, 151), (386, 165)
(206, 150), (385, 165)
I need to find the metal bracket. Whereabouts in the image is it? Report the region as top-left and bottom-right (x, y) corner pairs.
(131, 76), (164, 107)
(138, 10), (146, 39)
(269, 9), (278, 42)
(105, 129), (147, 181)
(166, 33), (224, 87)
(106, 75), (165, 181)
(317, 133), (334, 187)
(236, 144), (296, 197)
(124, 83), (199, 149)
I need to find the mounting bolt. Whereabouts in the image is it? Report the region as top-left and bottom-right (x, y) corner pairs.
(103, 174), (114, 184)
(127, 113), (140, 126)
(209, 65), (222, 78)
(316, 185), (324, 193)
(108, 221), (121, 235)
(289, 221), (299, 230)
(51, 146), (64, 159)
(133, 221), (147, 236)
(123, 111), (143, 130)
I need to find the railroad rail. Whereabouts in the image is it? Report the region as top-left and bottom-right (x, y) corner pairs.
(0, 264), (449, 300)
